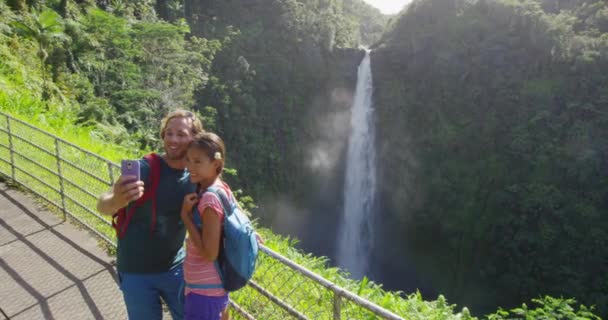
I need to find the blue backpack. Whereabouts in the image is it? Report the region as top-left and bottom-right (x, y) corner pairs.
(188, 186), (258, 291)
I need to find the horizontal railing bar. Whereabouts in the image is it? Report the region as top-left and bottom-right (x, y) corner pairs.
(7, 178), (64, 214)
(0, 167), (116, 248)
(63, 209), (115, 247)
(55, 198), (116, 247)
(248, 280), (309, 320)
(12, 150), (59, 177)
(9, 154), (110, 227)
(60, 157), (113, 186)
(259, 245), (404, 320)
(0, 112), (119, 166)
(0, 128), (56, 157)
(228, 300), (256, 320)
(13, 166), (61, 194)
(66, 210), (116, 248)
(63, 193), (112, 227)
(61, 175), (105, 202)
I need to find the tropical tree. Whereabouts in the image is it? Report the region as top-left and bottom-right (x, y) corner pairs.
(11, 9), (68, 97)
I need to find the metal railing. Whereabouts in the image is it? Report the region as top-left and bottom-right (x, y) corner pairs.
(0, 111), (403, 320)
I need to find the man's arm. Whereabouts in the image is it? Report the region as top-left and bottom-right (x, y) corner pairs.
(97, 175), (144, 215)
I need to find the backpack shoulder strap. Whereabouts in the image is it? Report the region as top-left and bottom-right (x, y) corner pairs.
(143, 153), (162, 235)
(206, 186), (235, 216)
(143, 153), (162, 190)
(192, 188), (206, 228)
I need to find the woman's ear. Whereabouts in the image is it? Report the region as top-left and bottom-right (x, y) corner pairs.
(213, 159), (222, 173)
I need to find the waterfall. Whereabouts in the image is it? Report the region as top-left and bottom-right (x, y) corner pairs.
(337, 50), (377, 279)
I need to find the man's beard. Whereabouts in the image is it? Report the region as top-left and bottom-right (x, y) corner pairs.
(165, 148), (186, 161)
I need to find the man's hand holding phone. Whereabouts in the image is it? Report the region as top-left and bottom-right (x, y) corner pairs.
(113, 160), (145, 209)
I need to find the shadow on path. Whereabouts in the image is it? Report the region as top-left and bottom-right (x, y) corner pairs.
(0, 187), (120, 319)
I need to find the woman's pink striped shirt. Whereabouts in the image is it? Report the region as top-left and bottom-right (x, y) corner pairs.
(184, 179), (232, 297)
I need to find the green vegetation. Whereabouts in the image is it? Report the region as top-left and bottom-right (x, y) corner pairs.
(0, 0), (604, 318)
(343, 0), (391, 45)
(488, 296), (601, 320)
(372, 0), (608, 315)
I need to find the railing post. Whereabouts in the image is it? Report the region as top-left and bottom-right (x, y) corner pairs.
(333, 289), (341, 320)
(6, 115), (15, 181)
(107, 161), (115, 186)
(55, 139), (67, 221)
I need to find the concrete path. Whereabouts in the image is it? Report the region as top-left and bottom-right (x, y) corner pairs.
(0, 182), (127, 319)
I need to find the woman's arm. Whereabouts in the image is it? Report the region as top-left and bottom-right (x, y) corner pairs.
(182, 206), (222, 261)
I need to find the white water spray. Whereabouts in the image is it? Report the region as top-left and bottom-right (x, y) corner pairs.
(337, 50), (377, 279)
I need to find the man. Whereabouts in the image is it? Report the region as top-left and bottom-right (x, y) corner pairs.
(97, 110), (204, 320)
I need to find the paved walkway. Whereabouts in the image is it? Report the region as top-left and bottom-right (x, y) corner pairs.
(0, 182), (127, 319)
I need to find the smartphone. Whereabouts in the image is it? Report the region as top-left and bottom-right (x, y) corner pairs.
(121, 160), (141, 182)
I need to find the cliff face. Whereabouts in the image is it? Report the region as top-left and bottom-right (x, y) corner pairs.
(290, 47), (365, 257)
(184, 0), (367, 252)
(254, 47), (366, 258)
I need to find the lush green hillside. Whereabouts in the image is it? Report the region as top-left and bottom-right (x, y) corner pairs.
(2, 0), (225, 151)
(372, 0), (608, 315)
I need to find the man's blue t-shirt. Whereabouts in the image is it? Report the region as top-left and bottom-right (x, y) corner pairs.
(117, 156), (195, 273)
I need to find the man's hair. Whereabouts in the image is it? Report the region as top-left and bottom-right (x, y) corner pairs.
(160, 109), (204, 138)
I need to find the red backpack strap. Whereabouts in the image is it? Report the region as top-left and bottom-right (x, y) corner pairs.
(112, 196), (144, 238)
(112, 208), (127, 238)
(143, 153), (162, 236)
